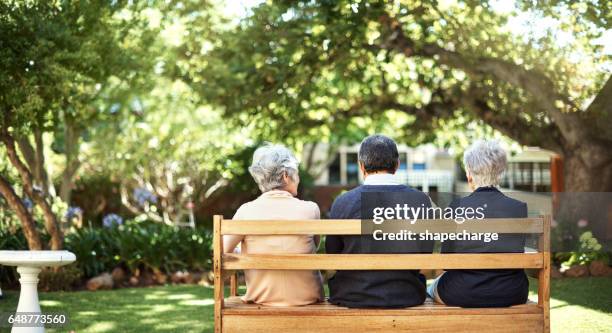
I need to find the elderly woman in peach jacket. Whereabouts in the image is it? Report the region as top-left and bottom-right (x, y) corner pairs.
(223, 144), (324, 306)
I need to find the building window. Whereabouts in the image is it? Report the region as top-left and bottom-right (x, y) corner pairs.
(503, 161), (551, 192)
(328, 155), (341, 184)
(412, 163), (426, 170)
(346, 153), (359, 184)
(399, 154), (408, 171)
(328, 149), (411, 185)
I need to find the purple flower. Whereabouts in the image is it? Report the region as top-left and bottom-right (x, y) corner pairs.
(22, 198), (33, 210)
(103, 214), (123, 228)
(133, 188), (157, 207)
(65, 206), (83, 219)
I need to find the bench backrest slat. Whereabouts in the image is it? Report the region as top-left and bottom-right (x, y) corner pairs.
(223, 253), (543, 270)
(220, 218), (543, 235)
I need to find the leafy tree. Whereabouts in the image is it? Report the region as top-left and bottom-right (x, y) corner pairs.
(196, 0), (611, 193)
(85, 77), (249, 225)
(0, 0), (157, 249)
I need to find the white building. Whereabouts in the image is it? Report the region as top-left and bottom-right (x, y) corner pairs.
(303, 143), (555, 194)
(304, 143), (456, 192)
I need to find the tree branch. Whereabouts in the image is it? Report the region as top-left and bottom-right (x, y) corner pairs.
(0, 173), (43, 250)
(1, 132), (63, 250)
(584, 75), (612, 139)
(378, 12), (590, 147)
(461, 85), (564, 152)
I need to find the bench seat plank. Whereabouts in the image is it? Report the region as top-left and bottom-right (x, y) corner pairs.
(222, 298), (544, 333)
(223, 315), (544, 333)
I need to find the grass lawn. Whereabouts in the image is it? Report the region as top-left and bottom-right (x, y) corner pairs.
(0, 277), (610, 333)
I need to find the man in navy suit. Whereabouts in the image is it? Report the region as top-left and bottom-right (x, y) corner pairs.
(326, 134), (434, 308)
(427, 140), (529, 307)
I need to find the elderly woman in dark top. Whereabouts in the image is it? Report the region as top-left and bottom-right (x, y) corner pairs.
(427, 140), (529, 307)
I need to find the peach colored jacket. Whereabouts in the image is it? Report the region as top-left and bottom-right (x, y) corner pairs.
(223, 190), (324, 306)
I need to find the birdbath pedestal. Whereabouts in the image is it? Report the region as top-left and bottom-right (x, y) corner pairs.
(0, 251), (76, 333)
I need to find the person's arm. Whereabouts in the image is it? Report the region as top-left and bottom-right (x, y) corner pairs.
(310, 202), (322, 248)
(223, 235), (244, 254)
(223, 206), (246, 253)
(325, 198), (344, 254)
(440, 198), (459, 254)
(420, 194), (436, 254)
(520, 202), (528, 218)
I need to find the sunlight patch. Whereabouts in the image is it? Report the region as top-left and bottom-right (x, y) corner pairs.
(150, 304), (175, 313)
(85, 321), (115, 332)
(179, 298), (215, 306)
(167, 293), (196, 300)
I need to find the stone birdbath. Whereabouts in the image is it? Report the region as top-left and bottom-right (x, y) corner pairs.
(0, 251), (76, 333)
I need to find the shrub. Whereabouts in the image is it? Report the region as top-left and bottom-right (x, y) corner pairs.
(39, 265), (83, 291)
(64, 227), (117, 278)
(65, 221), (212, 278)
(557, 231), (609, 268)
(2, 220), (213, 281)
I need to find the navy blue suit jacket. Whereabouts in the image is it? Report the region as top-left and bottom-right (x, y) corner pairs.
(437, 186), (529, 307)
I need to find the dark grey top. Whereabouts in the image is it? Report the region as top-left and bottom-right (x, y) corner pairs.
(437, 186), (529, 307)
(326, 184), (433, 308)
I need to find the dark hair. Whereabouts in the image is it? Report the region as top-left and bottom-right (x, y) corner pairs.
(358, 134), (399, 174)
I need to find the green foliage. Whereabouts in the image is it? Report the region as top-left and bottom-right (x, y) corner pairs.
(0, 219), (213, 279)
(189, 0), (609, 152)
(0, 0), (162, 249)
(38, 264), (83, 292)
(0, 0), (157, 132)
(63, 227), (117, 277)
(84, 77), (250, 224)
(557, 231), (609, 267)
(64, 221), (212, 278)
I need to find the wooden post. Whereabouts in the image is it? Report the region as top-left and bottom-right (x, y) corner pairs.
(230, 273), (238, 297)
(213, 215), (224, 333)
(538, 215), (551, 333)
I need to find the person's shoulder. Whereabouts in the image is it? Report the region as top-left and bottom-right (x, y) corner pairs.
(233, 200), (257, 219)
(293, 198), (320, 217)
(334, 186), (363, 202)
(329, 186), (362, 214)
(499, 192), (527, 208)
(397, 185), (431, 201)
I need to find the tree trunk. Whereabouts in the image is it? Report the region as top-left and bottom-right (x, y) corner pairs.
(555, 142), (612, 251)
(2, 132), (63, 250)
(0, 174), (43, 250)
(59, 117), (80, 204)
(33, 129), (50, 194)
(562, 143), (612, 192)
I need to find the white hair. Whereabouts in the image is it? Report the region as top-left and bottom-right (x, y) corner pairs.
(463, 140), (507, 188)
(248, 143), (299, 193)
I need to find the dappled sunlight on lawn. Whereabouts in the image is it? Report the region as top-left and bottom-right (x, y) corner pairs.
(0, 285), (215, 333)
(180, 299), (215, 306)
(166, 293), (197, 300)
(0, 280), (608, 332)
(85, 321), (116, 333)
(39, 300), (63, 307)
(529, 277), (612, 333)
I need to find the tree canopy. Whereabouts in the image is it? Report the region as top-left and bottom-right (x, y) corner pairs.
(193, 0), (611, 191)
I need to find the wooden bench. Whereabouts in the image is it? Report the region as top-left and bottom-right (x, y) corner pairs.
(213, 215), (551, 333)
